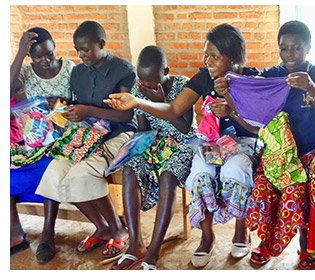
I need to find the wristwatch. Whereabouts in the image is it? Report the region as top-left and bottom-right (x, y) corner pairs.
(230, 110), (239, 118)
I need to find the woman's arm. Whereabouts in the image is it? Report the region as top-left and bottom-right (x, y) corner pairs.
(10, 32), (38, 96)
(104, 87), (200, 121)
(211, 98), (259, 135)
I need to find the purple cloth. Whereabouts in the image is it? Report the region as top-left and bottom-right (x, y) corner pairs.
(226, 71), (291, 128)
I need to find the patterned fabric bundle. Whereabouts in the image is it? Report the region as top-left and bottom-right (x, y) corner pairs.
(143, 137), (180, 185)
(10, 142), (51, 168)
(47, 124), (104, 162)
(308, 157), (315, 254)
(258, 111), (307, 190)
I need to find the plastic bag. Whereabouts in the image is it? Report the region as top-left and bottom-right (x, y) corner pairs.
(46, 117), (111, 162)
(10, 97), (60, 149)
(105, 130), (157, 176)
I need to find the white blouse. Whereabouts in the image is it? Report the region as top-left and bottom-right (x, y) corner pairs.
(19, 59), (75, 99)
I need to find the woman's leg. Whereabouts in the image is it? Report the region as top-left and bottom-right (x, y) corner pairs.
(10, 196), (25, 248)
(143, 171), (178, 265)
(36, 199), (59, 264)
(195, 210), (216, 253)
(111, 166), (146, 269)
(233, 218), (251, 244)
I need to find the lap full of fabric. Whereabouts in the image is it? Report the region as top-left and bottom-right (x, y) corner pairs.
(186, 151), (254, 228)
(35, 131), (133, 203)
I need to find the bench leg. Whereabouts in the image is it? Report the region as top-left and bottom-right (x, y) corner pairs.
(182, 188), (191, 240)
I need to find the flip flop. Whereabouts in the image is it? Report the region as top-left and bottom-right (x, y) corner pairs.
(109, 253), (144, 270)
(10, 235), (30, 255)
(299, 252), (315, 270)
(191, 245), (215, 268)
(141, 261), (157, 270)
(250, 247), (271, 265)
(231, 242), (251, 258)
(101, 237), (129, 264)
(75, 236), (107, 255)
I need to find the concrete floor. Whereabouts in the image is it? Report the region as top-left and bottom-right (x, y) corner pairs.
(10, 190), (308, 271)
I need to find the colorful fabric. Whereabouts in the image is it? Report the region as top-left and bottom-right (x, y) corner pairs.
(10, 142), (51, 168)
(307, 156), (315, 254)
(196, 96), (220, 142)
(143, 137), (180, 185)
(187, 152), (255, 228)
(226, 71), (291, 128)
(47, 124), (104, 162)
(125, 140), (194, 211)
(246, 150), (314, 257)
(259, 112), (307, 191)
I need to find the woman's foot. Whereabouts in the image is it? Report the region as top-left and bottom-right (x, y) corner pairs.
(250, 242), (271, 265)
(299, 252), (315, 270)
(36, 231), (56, 264)
(10, 234), (30, 255)
(231, 219), (251, 258)
(76, 228), (111, 254)
(191, 235), (216, 268)
(110, 246), (147, 270)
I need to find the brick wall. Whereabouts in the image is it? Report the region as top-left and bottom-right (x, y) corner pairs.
(153, 5), (280, 78)
(10, 5), (131, 64)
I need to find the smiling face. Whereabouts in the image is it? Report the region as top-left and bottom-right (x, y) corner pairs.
(74, 36), (106, 68)
(279, 33), (310, 73)
(30, 40), (56, 71)
(203, 40), (233, 78)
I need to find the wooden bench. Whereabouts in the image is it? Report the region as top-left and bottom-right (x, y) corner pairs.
(17, 170), (192, 239)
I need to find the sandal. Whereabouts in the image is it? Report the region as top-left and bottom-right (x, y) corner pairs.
(75, 236), (107, 254)
(299, 252), (315, 270)
(10, 235), (30, 256)
(101, 237), (129, 264)
(109, 253), (144, 270)
(250, 247), (271, 265)
(141, 261), (157, 270)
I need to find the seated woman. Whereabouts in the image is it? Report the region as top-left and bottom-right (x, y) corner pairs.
(10, 27), (75, 264)
(104, 23), (261, 268)
(245, 20), (315, 270)
(109, 45), (196, 270)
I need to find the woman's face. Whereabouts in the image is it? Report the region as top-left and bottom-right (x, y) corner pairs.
(279, 33), (310, 73)
(202, 40), (233, 78)
(137, 65), (166, 90)
(30, 40), (56, 71)
(74, 36), (105, 68)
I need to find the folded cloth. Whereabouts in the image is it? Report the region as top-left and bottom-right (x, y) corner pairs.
(259, 112), (307, 190)
(226, 71), (291, 128)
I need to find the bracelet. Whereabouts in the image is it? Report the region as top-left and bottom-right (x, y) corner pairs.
(230, 110), (239, 118)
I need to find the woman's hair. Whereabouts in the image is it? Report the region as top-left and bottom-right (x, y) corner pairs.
(27, 27), (54, 54)
(137, 45), (167, 69)
(206, 23), (246, 64)
(277, 20), (311, 46)
(73, 21), (106, 43)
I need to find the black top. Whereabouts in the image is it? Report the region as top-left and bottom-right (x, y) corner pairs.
(70, 53), (137, 139)
(185, 66), (260, 137)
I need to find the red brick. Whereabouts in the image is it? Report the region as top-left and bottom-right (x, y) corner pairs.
(188, 42), (204, 49)
(155, 13), (174, 20)
(214, 12), (238, 19)
(178, 54), (199, 60)
(178, 32), (201, 39)
(75, 5), (97, 11)
(170, 43), (187, 49)
(188, 13), (211, 20)
(182, 23), (193, 29)
(240, 12), (262, 19)
(169, 62), (188, 68)
(63, 14), (85, 21)
(42, 14), (63, 21)
(190, 62), (204, 68)
(85, 13), (107, 20)
(106, 42), (122, 49)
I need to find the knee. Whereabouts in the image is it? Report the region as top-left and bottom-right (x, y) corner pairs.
(160, 171), (178, 193)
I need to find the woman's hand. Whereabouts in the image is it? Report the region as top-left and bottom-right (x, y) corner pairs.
(210, 98), (232, 117)
(103, 93), (139, 111)
(137, 81), (165, 102)
(18, 31), (38, 57)
(214, 77), (230, 96)
(287, 72), (315, 91)
(62, 104), (90, 122)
